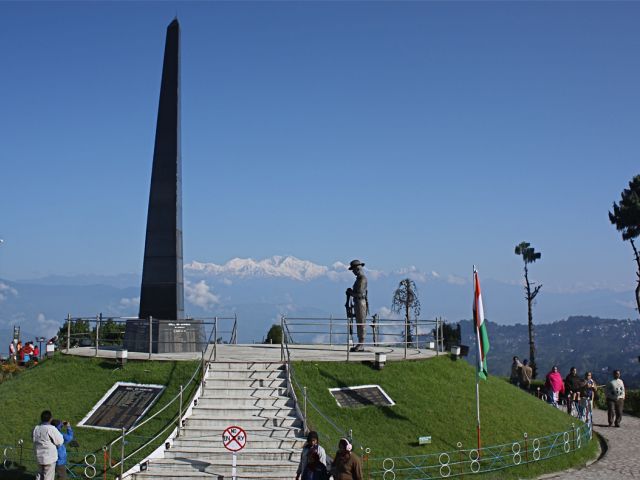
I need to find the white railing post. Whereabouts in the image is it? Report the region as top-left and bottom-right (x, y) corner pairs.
(178, 384), (183, 437)
(329, 315), (333, 346)
(303, 386), (308, 435)
(95, 313), (101, 357)
(120, 427), (126, 478)
(214, 317), (218, 361)
(66, 314), (71, 353)
(280, 316), (285, 362)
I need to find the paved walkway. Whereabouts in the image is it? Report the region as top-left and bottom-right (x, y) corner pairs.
(543, 407), (640, 479)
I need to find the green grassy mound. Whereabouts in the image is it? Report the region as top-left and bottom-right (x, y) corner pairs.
(0, 354), (198, 479)
(292, 356), (599, 479)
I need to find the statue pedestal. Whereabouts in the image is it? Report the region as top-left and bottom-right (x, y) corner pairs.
(124, 318), (205, 353)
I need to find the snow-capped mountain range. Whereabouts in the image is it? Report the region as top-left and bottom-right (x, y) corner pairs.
(1, 256), (638, 348)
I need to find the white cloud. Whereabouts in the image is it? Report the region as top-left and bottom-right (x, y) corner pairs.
(0, 282), (18, 303)
(446, 274), (467, 286)
(613, 299), (637, 310)
(185, 280), (220, 310)
(36, 313), (61, 337)
(377, 306), (401, 320)
(394, 266), (428, 283)
(120, 297), (140, 308)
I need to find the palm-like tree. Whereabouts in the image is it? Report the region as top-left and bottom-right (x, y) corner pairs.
(392, 278), (421, 347)
(515, 242), (542, 378)
(609, 174), (640, 316)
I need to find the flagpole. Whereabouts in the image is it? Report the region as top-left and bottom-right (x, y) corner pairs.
(474, 266), (482, 455)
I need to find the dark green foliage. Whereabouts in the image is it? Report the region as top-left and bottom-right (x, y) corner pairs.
(265, 324), (283, 344)
(56, 319), (91, 347)
(515, 242), (542, 264)
(609, 174), (640, 315)
(609, 175), (640, 241)
(434, 321), (461, 350)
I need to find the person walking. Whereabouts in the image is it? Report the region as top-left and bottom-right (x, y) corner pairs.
(33, 410), (64, 480)
(564, 367), (583, 415)
(330, 438), (362, 480)
(518, 359), (533, 391)
(580, 371), (597, 421)
(605, 369), (626, 427)
(295, 431), (328, 480)
(510, 356), (523, 386)
(544, 366), (565, 407)
(8, 340), (16, 363)
(51, 419), (74, 480)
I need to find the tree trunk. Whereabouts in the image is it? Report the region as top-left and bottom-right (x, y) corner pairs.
(525, 265), (537, 379)
(631, 238), (640, 317)
(405, 302), (410, 347)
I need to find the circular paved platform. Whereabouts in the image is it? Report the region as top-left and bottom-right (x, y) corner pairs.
(65, 343), (440, 362)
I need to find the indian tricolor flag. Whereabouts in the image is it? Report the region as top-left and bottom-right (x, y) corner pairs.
(474, 268), (490, 380)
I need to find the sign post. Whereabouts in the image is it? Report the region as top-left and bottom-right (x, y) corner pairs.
(222, 425), (247, 480)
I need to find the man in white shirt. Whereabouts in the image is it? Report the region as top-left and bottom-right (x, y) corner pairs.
(605, 370), (626, 427)
(32, 410), (64, 480)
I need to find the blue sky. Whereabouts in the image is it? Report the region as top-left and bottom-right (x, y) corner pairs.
(1, 1), (639, 293)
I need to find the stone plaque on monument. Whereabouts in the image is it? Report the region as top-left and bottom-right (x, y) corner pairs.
(78, 382), (165, 430)
(329, 385), (395, 408)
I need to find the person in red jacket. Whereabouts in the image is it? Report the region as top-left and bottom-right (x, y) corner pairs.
(545, 365), (565, 407)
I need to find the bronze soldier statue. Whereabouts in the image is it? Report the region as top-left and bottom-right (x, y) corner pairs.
(346, 259), (368, 352)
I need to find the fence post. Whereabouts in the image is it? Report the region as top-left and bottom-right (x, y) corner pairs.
(103, 445), (108, 480)
(201, 350), (206, 391)
(280, 316), (284, 362)
(435, 318), (439, 356)
(95, 313), (101, 357)
(233, 313), (238, 344)
(404, 317), (408, 359)
(66, 314), (71, 353)
(346, 317), (350, 362)
(148, 316), (153, 359)
(303, 386), (308, 435)
(120, 427), (126, 478)
(329, 314), (333, 346)
(214, 317), (218, 362)
(178, 384), (183, 437)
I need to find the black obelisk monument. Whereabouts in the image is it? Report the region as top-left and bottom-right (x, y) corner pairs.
(124, 19), (204, 353)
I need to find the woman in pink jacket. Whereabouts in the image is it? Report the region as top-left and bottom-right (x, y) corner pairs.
(545, 365), (565, 406)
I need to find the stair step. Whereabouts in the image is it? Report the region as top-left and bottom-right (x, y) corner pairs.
(205, 378), (287, 389)
(196, 397), (291, 408)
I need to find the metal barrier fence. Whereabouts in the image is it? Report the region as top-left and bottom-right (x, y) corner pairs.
(62, 314), (238, 358)
(280, 316), (445, 361)
(368, 421), (592, 479)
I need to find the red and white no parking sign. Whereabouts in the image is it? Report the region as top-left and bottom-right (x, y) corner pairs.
(222, 425), (247, 452)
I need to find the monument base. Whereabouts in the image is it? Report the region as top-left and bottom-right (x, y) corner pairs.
(124, 318), (205, 353)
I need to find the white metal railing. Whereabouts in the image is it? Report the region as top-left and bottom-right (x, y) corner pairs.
(280, 315), (445, 361)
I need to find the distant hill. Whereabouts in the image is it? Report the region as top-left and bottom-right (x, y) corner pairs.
(459, 316), (640, 389)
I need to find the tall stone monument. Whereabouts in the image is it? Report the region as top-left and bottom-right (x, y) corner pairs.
(124, 19), (204, 353)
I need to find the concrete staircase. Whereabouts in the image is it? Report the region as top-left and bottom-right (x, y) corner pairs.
(132, 362), (303, 479)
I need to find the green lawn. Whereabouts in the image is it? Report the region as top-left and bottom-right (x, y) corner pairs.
(292, 356), (599, 479)
(0, 354), (199, 479)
